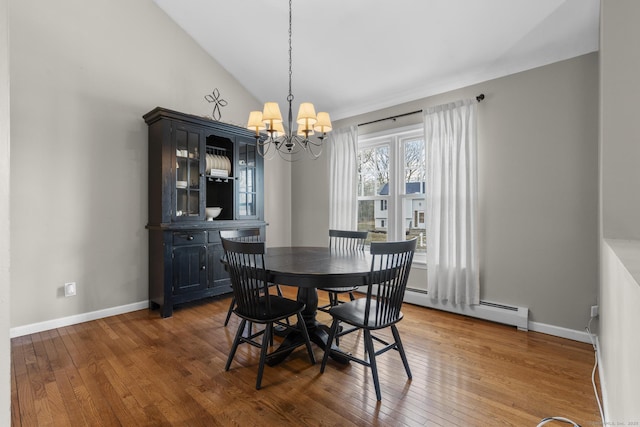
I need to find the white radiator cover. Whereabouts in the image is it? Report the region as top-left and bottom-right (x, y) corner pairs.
(402, 288), (529, 331)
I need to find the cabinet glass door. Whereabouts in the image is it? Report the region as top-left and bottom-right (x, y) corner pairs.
(175, 125), (203, 219)
(236, 141), (257, 218)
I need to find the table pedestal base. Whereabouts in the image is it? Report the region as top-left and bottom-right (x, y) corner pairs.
(266, 287), (350, 366)
(266, 320), (349, 366)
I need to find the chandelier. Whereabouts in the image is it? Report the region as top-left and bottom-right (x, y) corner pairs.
(246, 0), (332, 161)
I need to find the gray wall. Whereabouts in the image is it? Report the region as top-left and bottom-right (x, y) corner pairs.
(599, 0), (640, 422)
(1, 0), (11, 422)
(292, 53), (600, 332)
(600, 1), (640, 241)
(8, 0), (292, 328)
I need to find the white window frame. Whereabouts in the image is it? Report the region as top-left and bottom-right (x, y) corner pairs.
(357, 124), (426, 264)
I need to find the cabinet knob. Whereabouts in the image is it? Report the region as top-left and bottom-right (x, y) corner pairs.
(201, 265), (206, 270)
(187, 235), (194, 241)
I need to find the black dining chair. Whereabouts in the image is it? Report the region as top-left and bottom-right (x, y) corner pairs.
(317, 229), (368, 311)
(320, 238), (416, 401)
(221, 237), (316, 390)
(220, 229), (283, 326)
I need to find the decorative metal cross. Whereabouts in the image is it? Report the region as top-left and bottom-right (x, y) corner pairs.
(204, 88), (228, 121)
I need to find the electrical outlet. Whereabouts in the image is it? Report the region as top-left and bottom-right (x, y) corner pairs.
(64, 282), (77, 297)
(590, 305), (599, 318)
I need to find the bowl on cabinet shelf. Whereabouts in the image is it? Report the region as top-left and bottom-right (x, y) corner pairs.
(206, 207), (222, 220)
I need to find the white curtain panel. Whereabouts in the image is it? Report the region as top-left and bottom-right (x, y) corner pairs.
(329, 125), (358, 230)
(424, 99), (479, 305)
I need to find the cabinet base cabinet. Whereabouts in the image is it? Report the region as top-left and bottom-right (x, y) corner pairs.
(148, 225), (264, 317)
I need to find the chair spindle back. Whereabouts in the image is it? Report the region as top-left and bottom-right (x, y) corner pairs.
(329, 229), (368, 253)
(365, 238), (417, 327)
(221, 238), (271, 320)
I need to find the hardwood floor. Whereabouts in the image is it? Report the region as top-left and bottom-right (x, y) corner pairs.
(11, 287), (601, 426)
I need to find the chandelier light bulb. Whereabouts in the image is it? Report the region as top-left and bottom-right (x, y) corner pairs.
(314, 112), (333, 134)
(247, 111), (266, 136)
(296, 102), (317, 125)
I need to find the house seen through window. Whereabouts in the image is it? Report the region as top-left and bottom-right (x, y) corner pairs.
(357, 124), (426, 262)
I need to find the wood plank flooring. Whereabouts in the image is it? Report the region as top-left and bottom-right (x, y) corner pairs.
(11, 287), (602, 426)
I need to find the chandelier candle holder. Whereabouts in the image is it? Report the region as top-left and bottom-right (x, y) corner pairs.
(246, 0), (332, 161)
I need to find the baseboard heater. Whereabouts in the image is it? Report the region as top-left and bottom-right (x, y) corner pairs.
(402, 288), (529, 331)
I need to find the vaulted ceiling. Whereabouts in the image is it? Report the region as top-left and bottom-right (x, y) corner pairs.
(154, 0), (600, 120)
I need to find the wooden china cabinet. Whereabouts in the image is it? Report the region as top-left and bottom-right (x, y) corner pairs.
(144, 107), (266, 317)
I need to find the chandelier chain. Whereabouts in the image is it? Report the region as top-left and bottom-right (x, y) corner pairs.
(287, 0), (293, 103)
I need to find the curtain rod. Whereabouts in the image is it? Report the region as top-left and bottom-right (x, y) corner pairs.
(358, 93), (485, 127)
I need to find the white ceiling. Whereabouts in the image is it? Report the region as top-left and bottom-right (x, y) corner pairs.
(153, 0), (600, 120)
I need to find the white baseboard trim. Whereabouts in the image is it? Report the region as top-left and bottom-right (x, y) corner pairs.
(10, 301), (149, 338)
(527, 321), (592, 344)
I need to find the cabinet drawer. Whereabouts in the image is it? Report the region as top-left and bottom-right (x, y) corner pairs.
(172, 231), (206, 245)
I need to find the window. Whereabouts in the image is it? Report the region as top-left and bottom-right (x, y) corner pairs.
(357, 124), (426, 262)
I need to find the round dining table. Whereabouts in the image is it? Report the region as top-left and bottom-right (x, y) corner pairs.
(260, 246), (373, 365)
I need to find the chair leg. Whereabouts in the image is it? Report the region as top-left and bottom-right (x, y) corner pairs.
(224, 296), (236, 326)
(225, 318), (246, 371)
(391, 325), (412, 379)
(269, 322), (274, 347)
(256, 322), (272, 390)
(348, 292), (355, 301)
(364, 329), (382, 401)
(297, 312), (316, 365)
(320, 319), (340, 373)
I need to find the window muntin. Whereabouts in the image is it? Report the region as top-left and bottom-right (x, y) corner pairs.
(357, 125), (426, 261)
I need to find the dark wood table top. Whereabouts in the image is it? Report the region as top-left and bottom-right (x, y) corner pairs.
(263, 246), (372, 288)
